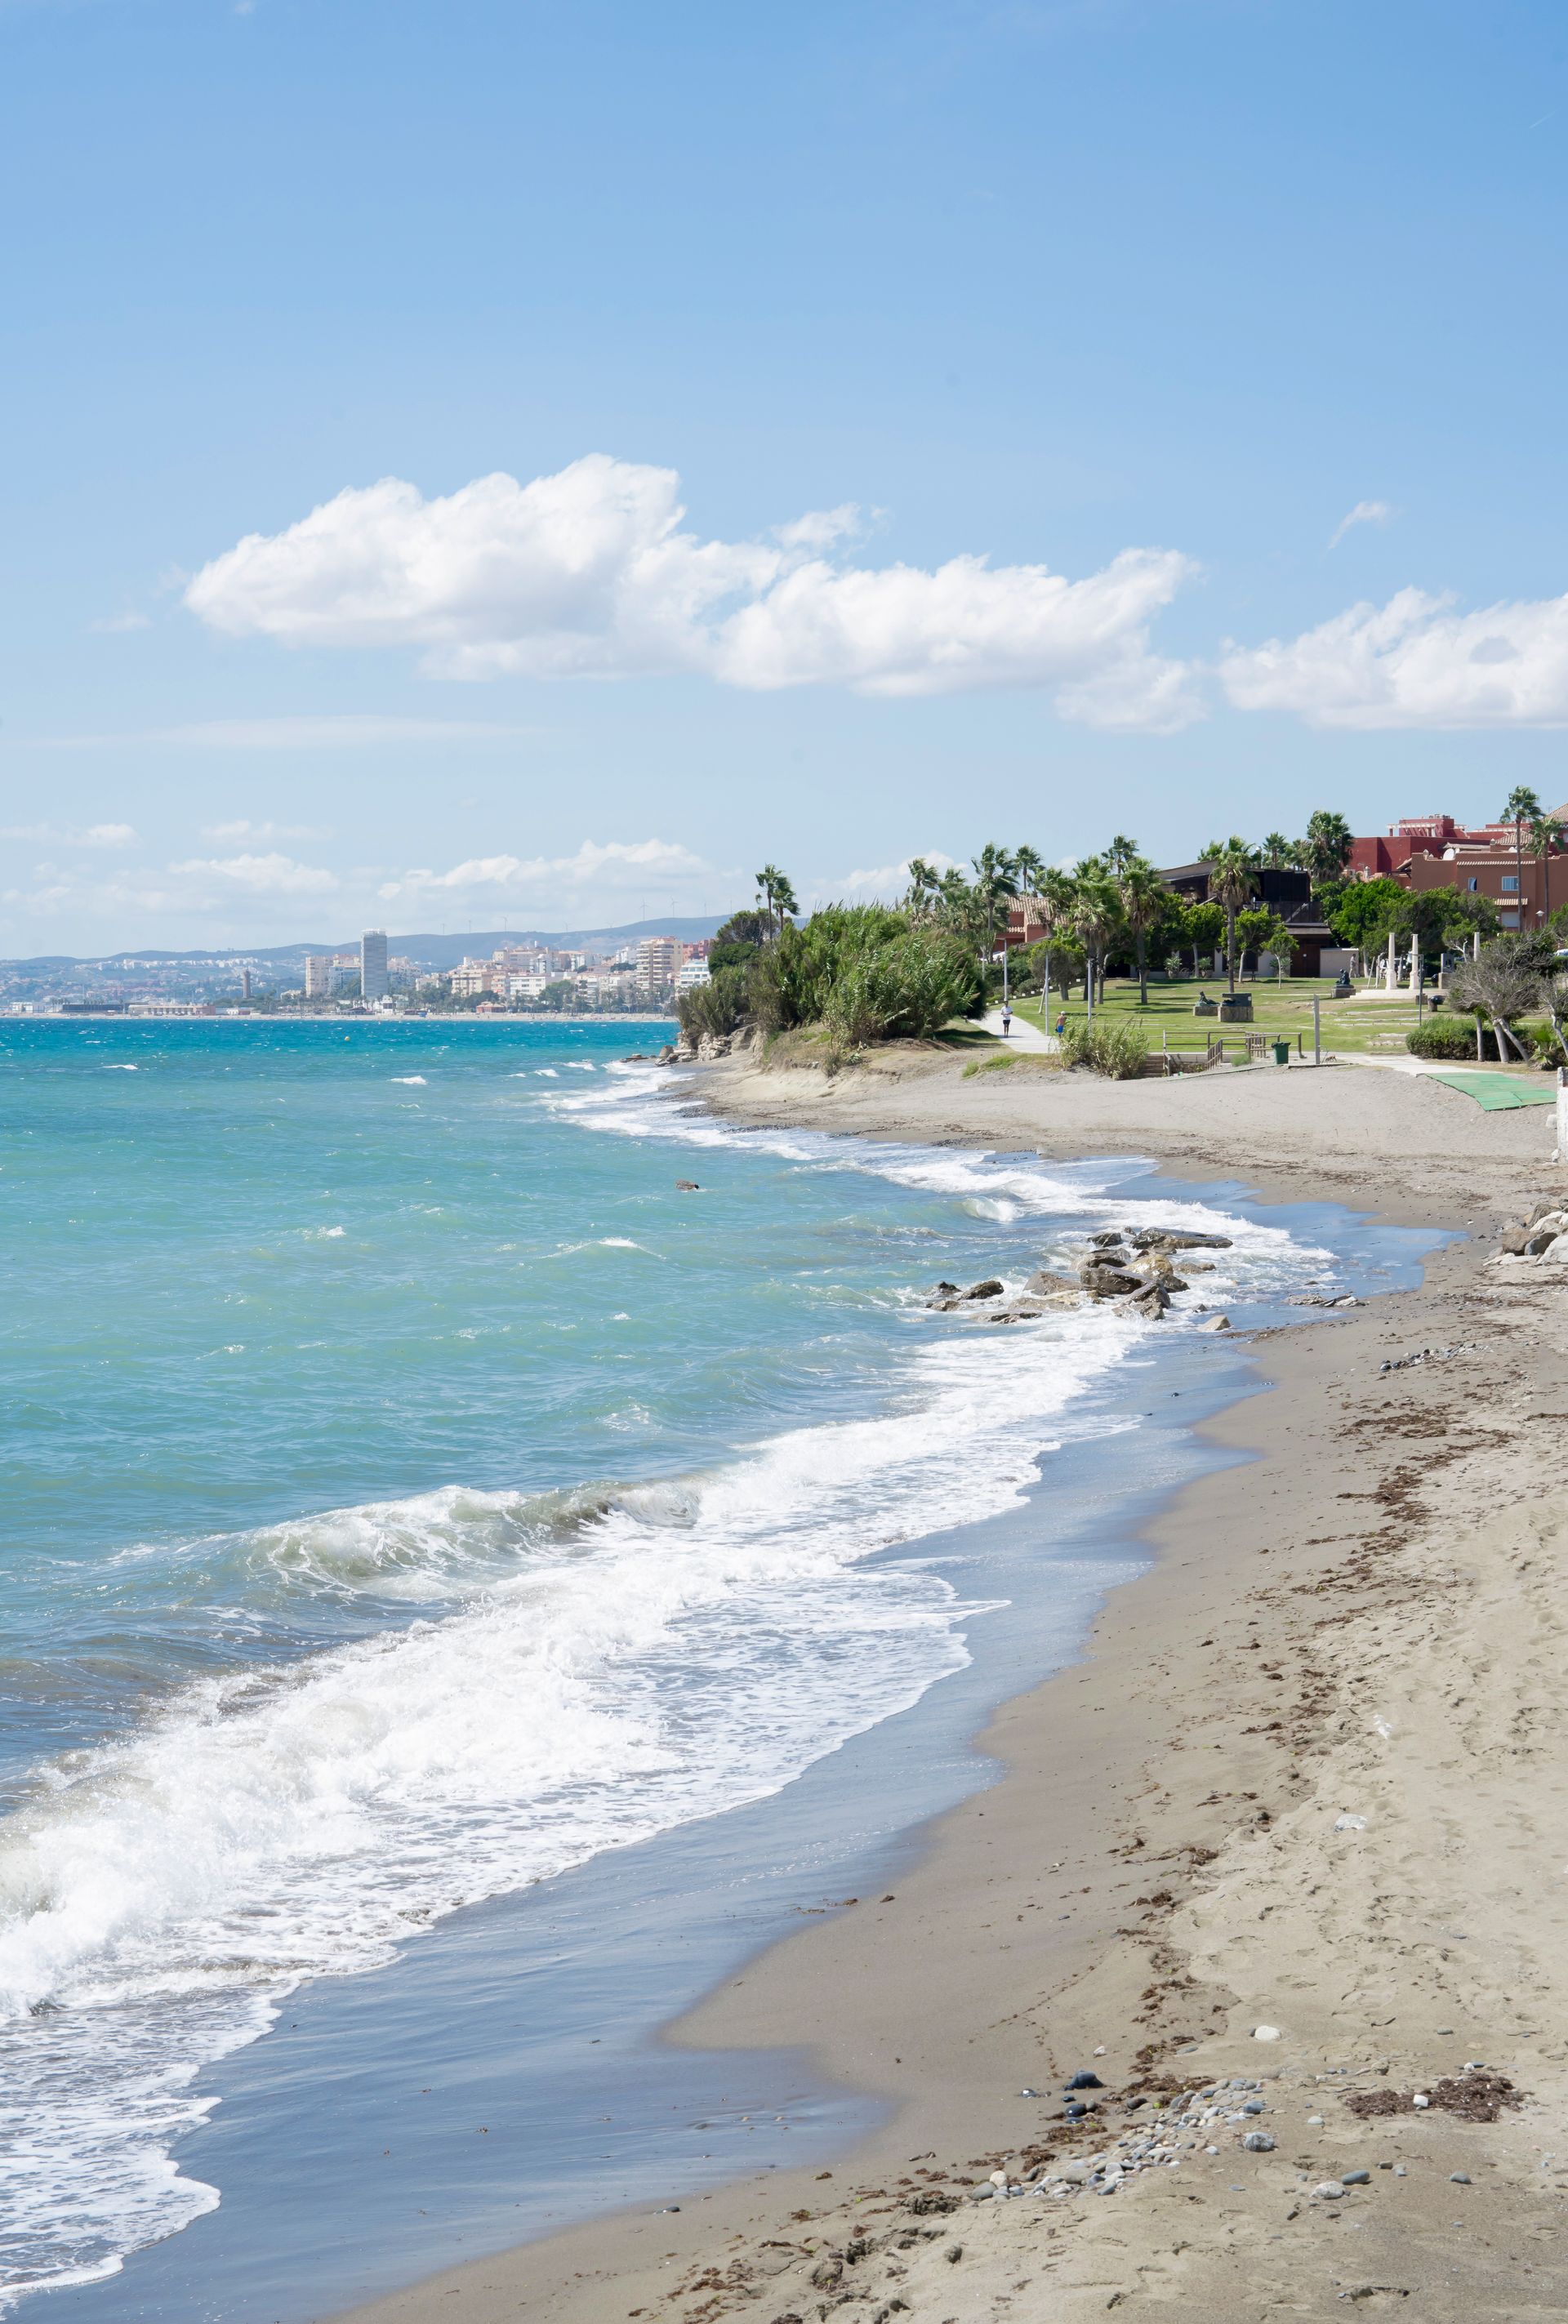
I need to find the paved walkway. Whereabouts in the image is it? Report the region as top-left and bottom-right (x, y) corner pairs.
(981, 1007), (1058, 1053)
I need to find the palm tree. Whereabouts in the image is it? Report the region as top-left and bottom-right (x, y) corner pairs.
(753, 864), (798, 940)
(1012, 844), (1048, 930)
(1069, 866), (1122, 1021)
(1502, 787), (1543, 927)
(1207, 836), (1263, 994)
(1114, 857), (1166, 1007)
(1104, 833), (1142, 875)
(1261, 832), (1293, 869)
(901, 858), (946, 924)
(1529, 813), (1564, 924)
(969, 843), (1021, 970)
(1295, 810), (1354, 888)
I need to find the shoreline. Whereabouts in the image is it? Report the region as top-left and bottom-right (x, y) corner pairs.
(345, 1046), (1568, 2324)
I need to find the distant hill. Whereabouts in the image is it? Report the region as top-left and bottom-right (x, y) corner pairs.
(2, 915), (739, 974)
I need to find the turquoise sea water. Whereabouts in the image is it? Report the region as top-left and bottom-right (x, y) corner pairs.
(0, 1020), (1431, 2313)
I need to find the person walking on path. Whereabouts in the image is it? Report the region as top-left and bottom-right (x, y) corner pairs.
(1000, 1003), (1013, 1038)
(1054, 1010), (1067, 1040)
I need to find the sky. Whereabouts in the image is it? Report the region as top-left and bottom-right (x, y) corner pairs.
(7, 0), (1568, 952)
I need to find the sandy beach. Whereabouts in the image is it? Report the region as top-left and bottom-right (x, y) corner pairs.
(345, 1045), (1568, 2324)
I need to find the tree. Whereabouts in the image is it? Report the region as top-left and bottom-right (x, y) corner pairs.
(1449, 938), (1541, 1063)
(1530, 813), (1565, 924)
(1022, 865), (1076, 1005)
(969, 843), (1021, 968)
(1260, 832), (1294, 869)
(1207, 837), (1262, 993)
(1178, 897), (1225, 980)
(753, 865), (798, 940)
(1104, 833), (1142, 875)
(1235, 905), (1293, 980)
(1068, 867), (1123, 1016)
(900, 858), (947, 923)
(1114, 858), (1167, 1005)
(1295, 810), (1354, 888)
(1326, 875), (1407, 968)
(1502, 786), (1543, 927)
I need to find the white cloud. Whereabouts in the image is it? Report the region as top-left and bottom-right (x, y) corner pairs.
(184, 454), (1202, 728)
(89, 610), (152, 634)
(0, 822), (138, 848)
(1326, 499), (1396, 551)
(202, 820), (335, 843)
(378, 838), (715, 904)
(164, 852), (340, 893)
(830, 850), (962, 902)
(1221, 585), (1568, 728)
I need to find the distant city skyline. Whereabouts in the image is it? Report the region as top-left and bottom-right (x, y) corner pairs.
(7, 2), (1568, 951)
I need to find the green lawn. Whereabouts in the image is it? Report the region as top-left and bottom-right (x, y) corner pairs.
(1006, 974), (1507, 1062)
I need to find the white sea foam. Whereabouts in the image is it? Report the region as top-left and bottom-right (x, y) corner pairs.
(0, 1280), (1143, 2304)
(0, 1069), (1334, 2308)
(104, 1064), (138, 1071)
(303, 1226), (346, 1240)
(390, 1075), (428, 1085)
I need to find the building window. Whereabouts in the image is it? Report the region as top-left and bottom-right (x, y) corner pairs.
(1502, 875), (1519, 893)
(1501, 910), (1521, 928)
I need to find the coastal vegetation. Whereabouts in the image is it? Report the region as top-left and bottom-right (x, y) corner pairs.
(677, 812), (1568, 1075)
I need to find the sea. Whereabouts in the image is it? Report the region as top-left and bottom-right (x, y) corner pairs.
(0, 1018), (1439, 2320)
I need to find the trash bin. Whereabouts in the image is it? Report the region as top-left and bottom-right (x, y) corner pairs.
(1272, 1039), (1290, 1066)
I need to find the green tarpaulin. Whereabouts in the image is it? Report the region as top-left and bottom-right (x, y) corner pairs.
(1422, 1071), (1557, 1111)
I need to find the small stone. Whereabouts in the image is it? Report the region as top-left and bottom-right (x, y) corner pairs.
(1450, 2172), (1472, 2185)
(1253, 2023), (1281, 2041)
(1315, 2181), (1346, 2201)
(1243, 2100), (1265, 2115)
(1343, 2170), (1370, 2185)
(1393, 2166), (1406, 2176)
(958, 1279), (1004, 1302)
(1066, 2072), (1105, 2090)
(1244, 2132), (1276, 2153)
(1334, 1814), (1369, 1832)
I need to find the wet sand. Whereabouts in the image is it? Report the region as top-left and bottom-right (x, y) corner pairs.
(344, 1048), (1568, 2323)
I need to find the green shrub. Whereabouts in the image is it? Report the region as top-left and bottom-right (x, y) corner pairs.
(1405, 1017), (1486, 1059)
(676, 963), (752, 1042)
(1058, 1017), (1150, 1078)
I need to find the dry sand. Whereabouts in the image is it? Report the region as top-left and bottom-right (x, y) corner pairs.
(345, 1047), (1568, 2324)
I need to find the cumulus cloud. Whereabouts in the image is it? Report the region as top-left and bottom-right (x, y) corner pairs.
(830, 850), (962, 902)
(1220, 585), (1568, 728)
(1326, 499), (1396, 551)
(164, 852), (340, 893)
(378, 838), (715, 904)
(0, 822), (138, 848)
(184, 454), (1202, 728)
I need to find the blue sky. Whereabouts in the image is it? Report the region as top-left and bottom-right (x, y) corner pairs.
(6, 0), (1568, 951)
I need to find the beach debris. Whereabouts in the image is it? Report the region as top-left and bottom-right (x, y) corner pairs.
(675, 1179), (701, 1191)
(1377, 1342), (1476, 1374)
(1287, 1293), (1361, 1307)
(1347, 2070), (1521, 2122)
(1334, 1813), (1369, 1832)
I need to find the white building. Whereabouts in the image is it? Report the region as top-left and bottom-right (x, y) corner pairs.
(448, 961), (493, 998)
(361, 929), (389, 1001)
(303, 954), (333, 1000)
(636, 937), (681, 991)
(678, 957), (710, 988)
